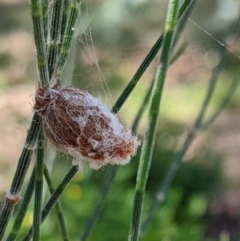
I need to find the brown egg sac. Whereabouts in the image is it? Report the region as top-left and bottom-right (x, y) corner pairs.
(34, 86), (140, 169)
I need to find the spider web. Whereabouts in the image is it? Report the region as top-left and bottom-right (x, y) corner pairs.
(62, 0), (113, 104)
(61, 0), (240, 109)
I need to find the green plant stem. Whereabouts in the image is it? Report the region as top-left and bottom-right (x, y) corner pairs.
(57, 0), (81, 77)
(172, 0), (197, 49)
(111, 0), (195, 114)
(202, 76), (239, 130)
(43, 165), (70, 241)
(80, 166), (118, 241)
(22, 166), (78, 241)
(6, 168), (35, 241)
(0, 113), (40, 240)
(169, 41), (188, 64)
(33, 131), (44, 241)
(141, 27), (238, 234)
(41, 0), (48, 40)
(201, 13), (240, 128)
(128, 1), (179, 240)
(111, 36), (164, 115)
(31, 0), (49, 87)
(47, 0), (65, 78)
(61, 0), (70, 45)
(131, 82), (154, 134)
(132, 42), (187, 133)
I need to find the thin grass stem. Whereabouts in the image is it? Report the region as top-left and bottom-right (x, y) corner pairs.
(6, 168), (35, 241)
(110, 37), (164, 114)
(61, 0), (71, 45)
(0, 113), (40, 240)
(169, 41), (188, 64)
(47, 0), (65, 78)
(56, 0), (81, 77)
(31, 0), (49, 87)
(41, 0), (48, 40)
(141, 18), (240, 233)
(201, 13), (240, 128)
(128, 1), (179, 240)
(80, 166), (118, 241)
(202, 76), (239, 130)
(22, 166), (78, 241)
(132, 42), (187, 133)
(43, 165), (70, 241)
(172, 0), (197, 49)
(141, 55), (227, 235)
(33, 131), (44, 241)
(111, 0), (195, 114)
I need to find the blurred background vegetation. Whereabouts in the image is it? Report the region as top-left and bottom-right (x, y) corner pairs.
(0, 0), (240, 240)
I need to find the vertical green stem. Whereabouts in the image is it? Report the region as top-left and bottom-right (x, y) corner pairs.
(56, 0), (81, 77)
(172, 0), (197, 49)
(33, 131), (44, 241)
(202, 77), (239, 129)
(141, 15), (240, 233)
(80, 166), (118, 241)
(31, 0), (49, 87)
(128, 1), (179, 240)
(22, 166), (78, 241)
(111, 35), (163, 114)
(41, 0), (48, 40)
(47, 0), (65, 78)
(43, 165), (70, 241)
(6, 168), (35, 241)
(61, 0), (70, 45)
(0, 113), (40, 240)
